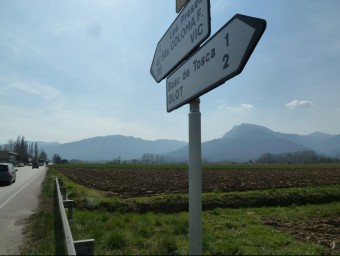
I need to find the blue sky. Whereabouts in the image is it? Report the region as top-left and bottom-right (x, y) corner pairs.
(1, 0), (339, 144)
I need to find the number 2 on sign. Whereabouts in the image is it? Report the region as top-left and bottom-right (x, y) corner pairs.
(223, 33), (229, 70)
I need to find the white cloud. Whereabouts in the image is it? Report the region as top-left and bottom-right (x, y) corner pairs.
(219, 103), (254, 112)
(286, 100), (314, 109)
(240, 104), (254, 110)
(0, 76), (60, 100)
(13, 81), (60, 99)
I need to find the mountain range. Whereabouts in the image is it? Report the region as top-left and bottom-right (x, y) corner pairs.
(38, 123), (340, 162)
(38, 135), (187, 162)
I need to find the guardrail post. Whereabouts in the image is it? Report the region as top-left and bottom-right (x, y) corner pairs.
(74, 239), (95, 255)
(63, 200), (74, 221)
(58, 178), (63, 187)
(60, 187), (67, 200)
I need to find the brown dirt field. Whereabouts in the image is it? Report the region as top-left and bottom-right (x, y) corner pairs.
(56, 167), (340, 198)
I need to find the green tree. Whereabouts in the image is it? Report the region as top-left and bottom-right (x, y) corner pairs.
(39, 150), (48, 161)
(53, 154), (62, 164)
(34, 142), (38, 162)
(6, 136), (29, 163)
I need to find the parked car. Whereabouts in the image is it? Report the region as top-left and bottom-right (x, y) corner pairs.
(0, 163), (17, 185)
(18, 162), (24, 167)
(32, 162), (39, 169)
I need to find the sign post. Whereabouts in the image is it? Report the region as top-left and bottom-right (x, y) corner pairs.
(188, 98), (202, 255)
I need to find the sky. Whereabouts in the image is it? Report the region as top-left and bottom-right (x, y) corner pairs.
(1, 0), (340, 144)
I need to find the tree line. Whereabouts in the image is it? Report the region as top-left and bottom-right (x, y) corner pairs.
(141, 153), (165, 164)
(256, 150), (340, 164)
(0, 135), (46, 163)
(108, 153), (166, 164)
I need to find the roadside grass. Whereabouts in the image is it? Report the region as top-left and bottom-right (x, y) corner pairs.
(70, 210), (189, 255)
(68, 203), (334, 255)
(20, 167), (66, 255)
(21, 166), (340, 255)
(202, 206), (330, 255)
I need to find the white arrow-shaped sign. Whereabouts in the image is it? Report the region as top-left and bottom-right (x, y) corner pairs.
(150, 0), (211, 83)
(166, 14), (266, 112)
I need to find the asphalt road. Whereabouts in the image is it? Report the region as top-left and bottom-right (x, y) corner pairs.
(0, 165), (47, 255)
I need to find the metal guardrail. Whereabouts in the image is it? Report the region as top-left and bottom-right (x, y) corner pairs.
(55, 178), (94, 255)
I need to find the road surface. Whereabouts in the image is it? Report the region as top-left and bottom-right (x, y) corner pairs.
(0, 165), (47, 255)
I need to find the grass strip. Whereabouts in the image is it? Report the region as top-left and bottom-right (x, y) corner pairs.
(20, 168), (66, 255)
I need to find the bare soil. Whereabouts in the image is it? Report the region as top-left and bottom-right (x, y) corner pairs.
(263, 216), (340, 255)
(57, 167), (340, 198)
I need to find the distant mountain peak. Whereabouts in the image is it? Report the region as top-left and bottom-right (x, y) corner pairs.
(308, 131), (332, 138)
(236, 123), (271, 130)
(223, 123), (273, 138)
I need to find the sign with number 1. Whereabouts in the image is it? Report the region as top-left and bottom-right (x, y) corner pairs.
(166, 14), (266, 112)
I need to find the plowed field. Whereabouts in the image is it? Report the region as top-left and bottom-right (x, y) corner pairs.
(57, 167), (340, 198)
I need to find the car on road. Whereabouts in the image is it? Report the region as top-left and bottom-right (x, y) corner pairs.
(0, 163), (17, 185)
(32, 162), (39, 169)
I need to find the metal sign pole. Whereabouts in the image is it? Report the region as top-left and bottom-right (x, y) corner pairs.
(188, 98), (202, 255)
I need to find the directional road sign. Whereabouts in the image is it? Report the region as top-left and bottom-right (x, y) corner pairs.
(150, 0), (210, 83)
(166, 14), (266, 112)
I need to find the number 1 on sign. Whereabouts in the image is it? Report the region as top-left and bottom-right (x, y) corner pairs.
(225, 33), (229, 47)
(223, 33), (230, 70)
